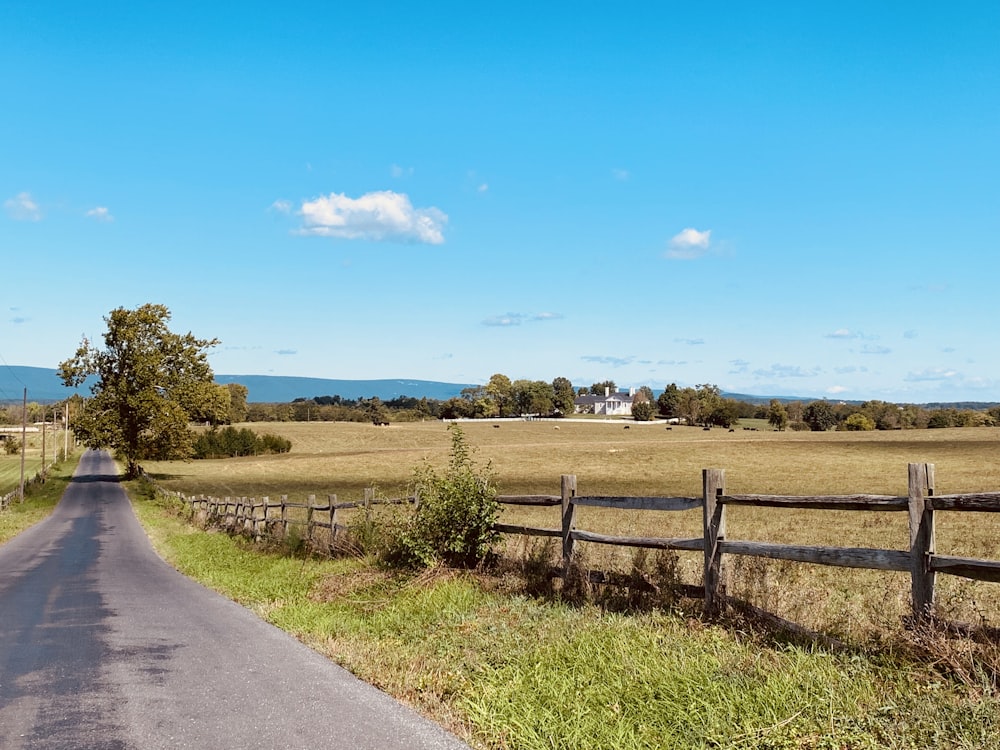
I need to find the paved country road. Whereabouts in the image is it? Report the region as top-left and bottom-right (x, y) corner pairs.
(0, 450), (473, 750)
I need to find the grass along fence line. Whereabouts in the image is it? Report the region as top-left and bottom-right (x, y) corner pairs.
(162, 459), (1000, 629)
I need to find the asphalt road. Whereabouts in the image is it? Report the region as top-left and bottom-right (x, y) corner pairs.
(0, 450), (472, 750)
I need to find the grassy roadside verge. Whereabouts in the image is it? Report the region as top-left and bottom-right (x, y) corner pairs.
(127, 481), (1000, 750)
(0, 452), (82, 544)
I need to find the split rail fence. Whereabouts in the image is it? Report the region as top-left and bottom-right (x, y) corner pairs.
(174, 462), (1000, 623)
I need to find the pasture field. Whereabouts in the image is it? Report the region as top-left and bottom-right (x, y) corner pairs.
(142, 419), (1000, 636)
(0, 428), (69, 496)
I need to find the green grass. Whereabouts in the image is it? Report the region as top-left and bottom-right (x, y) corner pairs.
(0, 450), (82, 544)
(140, 421), (1000, 635)
(128, 486), (1000, 750)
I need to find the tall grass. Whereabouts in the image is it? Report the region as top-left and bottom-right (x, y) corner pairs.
(0, 450), (81, 544)
(128, 487), (1000, 750)
(141, 421), (1000, 635)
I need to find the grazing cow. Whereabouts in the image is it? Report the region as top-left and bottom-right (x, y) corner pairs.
(493, 424), (500, 429)
(665, 427), (672, 431)
(729, 428), (735, 432)
(623, 425), (630, 430)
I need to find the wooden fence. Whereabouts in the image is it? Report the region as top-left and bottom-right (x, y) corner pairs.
(171, 462), (1000, 624)
(174, 487), (413, 551)
(495, 463), (1000, 623)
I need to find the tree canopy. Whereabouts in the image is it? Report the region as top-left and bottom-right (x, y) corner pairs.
(58, 304), (220, 477)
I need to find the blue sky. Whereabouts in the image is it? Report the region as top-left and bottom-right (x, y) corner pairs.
(2, 2), (998, 403)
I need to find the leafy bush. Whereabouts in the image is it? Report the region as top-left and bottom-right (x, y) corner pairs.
(631, 401), (654, 421)
(381, 424), (499, 568)
(192, 426), (292, 459)
(4, 438), (21, 456)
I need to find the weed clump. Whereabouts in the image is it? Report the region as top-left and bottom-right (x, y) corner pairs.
(380, 424), (500, 569)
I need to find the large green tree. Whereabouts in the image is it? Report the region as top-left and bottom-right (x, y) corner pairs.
(58, 304), (220, 477)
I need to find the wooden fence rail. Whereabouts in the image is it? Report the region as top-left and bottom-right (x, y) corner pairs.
(168, 462), (999, 624)
(495, 463), (1000, 623)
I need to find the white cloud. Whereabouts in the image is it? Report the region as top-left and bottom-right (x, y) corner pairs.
(483, 313), (526, 327)
(825, 328), (858, 339)
(753, 364), (821, 379)
(860, 344), (891, 355)
(477, 183), (489, 193)
(4, 192), (42, 221)
(533, 312), (563, 321)
(297, 191), (447, 244)
(612, 168), (630, 181)
(269, 199), (292, 214)
(582, 355), (635, 367)
(390, 164), (414, 178)
(666, 227), (711, 259)
(826, 385), (849, 394)
(85, 206), (113, 222)
(905, 368), (959, 382)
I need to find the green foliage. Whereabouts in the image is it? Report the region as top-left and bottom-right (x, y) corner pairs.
(803, 400), (839, 431)
(382, 424), (499, 568)
(551, 376), (576, 416)
(4, 439), (20, 456)
(631, 400), (654, 421)
(844, 413), (877, 431)
(657, 383), (680, 417)
(58, 303), (219, 477)
(767, 399), (789, 431)
(192, 426), (292, 458)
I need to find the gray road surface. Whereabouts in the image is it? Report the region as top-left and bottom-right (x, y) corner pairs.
(0, 450), (472, 749)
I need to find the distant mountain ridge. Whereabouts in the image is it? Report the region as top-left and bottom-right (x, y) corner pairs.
(0, 366), (475, 404)
(2, 366), (998, 409)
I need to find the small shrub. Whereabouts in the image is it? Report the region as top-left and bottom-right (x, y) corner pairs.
(193, 426), (292, 459)
(4, 438), (21, 456)
(380, 424), (499, 569)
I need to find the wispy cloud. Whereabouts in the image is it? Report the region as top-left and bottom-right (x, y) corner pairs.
(269, 199), (292, 214)
(860, 344), (891, 355)
(482, 311), (563, 327)
(85, 206), (113, 222)
(275, 349), (297, 356)
(4, 192), (42, 221)
(611, 168), (630, 181)
(582, 355), (635, 367)
(825, 328), (860, 339)
(390, 164), (414, 179)
(729, 359), (750, 374)
(675, 337), (705, 346)
(752, 364), (821, 379)
(905, 367), (959, 382)
(666, 227), (711, 260)
(826, 385), (849, 394)
(10, 316), (28, 324)
(483, 313), (526, 327)
(296, 190), (447, 244)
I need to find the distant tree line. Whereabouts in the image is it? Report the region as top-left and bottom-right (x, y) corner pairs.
(232, 373), (1000, 433)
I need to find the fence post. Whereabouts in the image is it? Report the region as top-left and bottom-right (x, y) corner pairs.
(561, 474), (577, 570)
(281, 495), (288, 537)
(306, 494), (316, 541)
(702, 468), (727, 616)
(328, 494), (339, 551)
(260, 497), (269, 539)
(909, 462), (936, 624)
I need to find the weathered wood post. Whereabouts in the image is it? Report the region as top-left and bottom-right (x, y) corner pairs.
(702, 468), (727, 616)
(259, 497), (269, 540)
(306, 494), (316, 542)
(280, 495), (289, 537)
(561, 474), (577, 571)
(328, 493), (339, 551)
(909, 462), (936, 623)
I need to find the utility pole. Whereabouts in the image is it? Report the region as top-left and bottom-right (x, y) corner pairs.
(41, 403), (46, 482)
(18, 388), (26, 503)
(64, 402), (70, 458)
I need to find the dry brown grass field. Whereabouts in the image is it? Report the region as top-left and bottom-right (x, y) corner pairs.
(143, 419), (1000, 638)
